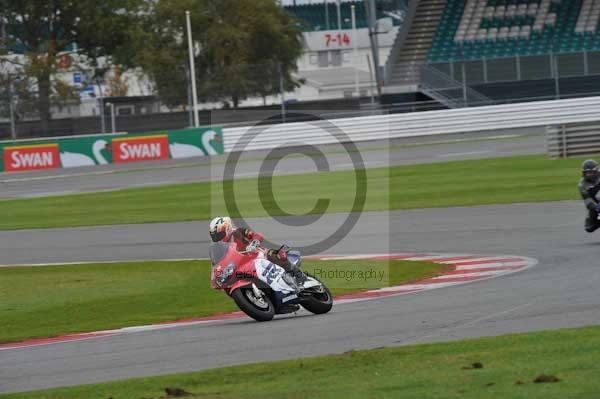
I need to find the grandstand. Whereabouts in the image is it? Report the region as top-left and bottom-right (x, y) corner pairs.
(429, 0), (600, 62)
(383, 0), (600, 105)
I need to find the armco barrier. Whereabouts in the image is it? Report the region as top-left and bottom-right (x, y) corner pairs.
(0, 127), (223, 173)
(546, 122), (600, 158)
(3, 96), (600, 172)
(222, 96), (600, 152)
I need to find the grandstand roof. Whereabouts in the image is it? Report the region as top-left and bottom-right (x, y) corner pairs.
(281, 0), (371, 5)
(284, 0), (404, 31)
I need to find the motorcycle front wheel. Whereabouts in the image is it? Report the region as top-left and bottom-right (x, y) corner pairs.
(231, 287), (275, 321)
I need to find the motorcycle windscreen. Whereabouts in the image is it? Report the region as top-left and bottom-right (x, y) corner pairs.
(209, 241), (233, 266)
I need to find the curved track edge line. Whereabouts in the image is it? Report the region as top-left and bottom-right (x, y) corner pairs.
(0, 252), (537, 351)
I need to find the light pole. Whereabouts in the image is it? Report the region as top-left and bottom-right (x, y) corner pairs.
(324, 0), (330, 30)
(365, 0), (382, 100)
(184, 65), (193, 127)
(351, 5), (359, 98)
(366, 54), (376, 106)
(8, 79), (16, 139)
(96, 76), (106, 134)
(279, 62), (286, 123)
(106, 102), (116, 133)
(336, 0), (342, 30)
(186, 10), (200, 127)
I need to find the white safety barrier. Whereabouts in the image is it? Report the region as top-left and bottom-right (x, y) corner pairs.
(547, 122), (600, 158)
(223, 96), (600, 152)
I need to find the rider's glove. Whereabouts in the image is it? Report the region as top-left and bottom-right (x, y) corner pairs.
(266, 247), (287, 260)
(244, 228), (263, 242)
(246, 239), (260, 252)
(277, 245), (289, 260)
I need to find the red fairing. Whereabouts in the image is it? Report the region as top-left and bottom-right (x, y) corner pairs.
(228, 279), (254, 293)
(222, 245), (258, 274)
(210, 242), (260, 294)
(246, 230), (264, 242)
(226, 228), (264, 252)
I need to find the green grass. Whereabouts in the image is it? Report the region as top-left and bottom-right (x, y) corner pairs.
(0, 259), (443, 343)
(0, 154), (591, 230)
(3, 324), (599, 399)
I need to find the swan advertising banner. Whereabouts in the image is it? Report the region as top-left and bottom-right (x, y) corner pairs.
(112, 135), (170, 163)
(0, 127), (223, 173)
(3, 143), (61, 172)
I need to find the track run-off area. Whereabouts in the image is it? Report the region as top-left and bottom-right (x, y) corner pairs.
(0, 253), (537, 352)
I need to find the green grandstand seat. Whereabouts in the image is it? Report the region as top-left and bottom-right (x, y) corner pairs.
(428, 0), (596, 64)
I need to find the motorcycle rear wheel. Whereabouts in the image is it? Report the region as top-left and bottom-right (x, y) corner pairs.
(231, 287), (275, 321)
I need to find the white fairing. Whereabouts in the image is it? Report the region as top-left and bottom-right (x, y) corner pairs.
(302, 278), (321, 289)
(253, 258), (295, 294)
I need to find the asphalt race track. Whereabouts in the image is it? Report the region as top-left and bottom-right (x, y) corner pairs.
(3, 204), (600, 393)
(4, 132), (600, 394)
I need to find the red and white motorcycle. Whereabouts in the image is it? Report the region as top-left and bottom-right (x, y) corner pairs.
(210, 240), (333, 321)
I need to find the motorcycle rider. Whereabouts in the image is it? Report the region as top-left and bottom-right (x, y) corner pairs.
(578, 159), (600, 233)
(209, 216), (305, 289)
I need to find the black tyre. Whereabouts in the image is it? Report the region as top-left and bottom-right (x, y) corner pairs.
(231, 287), (275, 321)
(300, 276), (333, 315)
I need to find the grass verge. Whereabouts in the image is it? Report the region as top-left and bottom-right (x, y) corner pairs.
(0, 258), (443, 343)
(0, 154), (593, 230)
(3, 324), (599, 398)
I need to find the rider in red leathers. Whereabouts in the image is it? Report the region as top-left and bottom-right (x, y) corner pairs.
(209, 217), (304, 288)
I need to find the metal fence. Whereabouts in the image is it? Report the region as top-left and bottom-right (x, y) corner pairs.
(546, 122), (600, 158)
(418, 63), (494, 108)
(430, 50), (600, 86)
(2, 49), (600, 140)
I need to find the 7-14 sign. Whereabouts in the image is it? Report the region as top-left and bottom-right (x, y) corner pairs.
(325, 33), (351, 47)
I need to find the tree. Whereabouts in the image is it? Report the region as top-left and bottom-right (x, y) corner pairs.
(134, 0), (304, 108)
(0, 63), (37, 136)
(0, 0), (144, 133)
(106, 66), (130, 97)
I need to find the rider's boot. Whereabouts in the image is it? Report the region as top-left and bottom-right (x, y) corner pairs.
(269, 253), (306, 293)
(290, 264), (307, 286)
(282, 270), (304, 294)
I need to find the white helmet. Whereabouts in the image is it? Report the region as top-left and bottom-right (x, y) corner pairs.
(209, 216), (234, 242)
